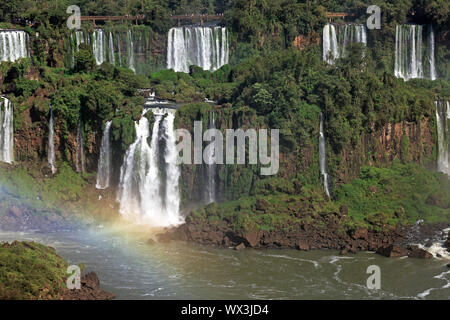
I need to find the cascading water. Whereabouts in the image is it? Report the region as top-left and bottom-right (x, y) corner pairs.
(92, 29), (107, 65)
(323, 24), (338, 64)
(108, 32), (115, 65)
(319, 112), (331, 197)
(127, 30), (136, 73)
(0, 30), (29, 62)
(160, 109), (181, 220)
(429, 25), (437, 80)
(75, 120), (86, 173)
(338, 24), (367, 57)
(48, 107), (56, 174)
(96, 121), (112, 189)
(205, 111), (216, 204)
(117, 106), (182, 226)
(167, 26), (229, 73)
(395, 24), (437, 80)
(435, 101), (450, 176)
(0, 97), (13, 163)
(70, 29), (139, 73)
(323, 24), (367, 64)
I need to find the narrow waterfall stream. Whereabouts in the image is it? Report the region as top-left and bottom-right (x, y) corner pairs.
(319, 112), (331, 197)
(205, 110), (217, 204)
(75, 120), (86, 173)
(0, 97), (13, 163)
(436, 101), (450, 176)
(96, 120), (113, 189)
(48, 107), (56, 174)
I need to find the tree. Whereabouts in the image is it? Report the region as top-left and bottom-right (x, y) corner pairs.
(74, 43), (95, 72)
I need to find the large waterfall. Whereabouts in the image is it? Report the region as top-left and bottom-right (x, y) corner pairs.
(0, 97), (13, 163)
(0, 30), (29, 62)
(319, 112), (331, 197)
(117, 107), (182, 226)
(48, 107), (56, 174)
(75, 120), (86, 173)
(323, 24), (367, 64)
(166, 26), (229, 73)
(205, 110), (217, 204)
(395, 25), (437, 80)
(435, 101), (450, 176)
(96, 120), (112, 189)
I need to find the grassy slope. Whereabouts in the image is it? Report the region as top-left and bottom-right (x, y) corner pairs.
(0, 241), (69, 299)
(189, 162), (450, 233)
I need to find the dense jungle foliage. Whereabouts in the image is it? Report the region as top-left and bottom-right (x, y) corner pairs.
(0, 0), (449, 229)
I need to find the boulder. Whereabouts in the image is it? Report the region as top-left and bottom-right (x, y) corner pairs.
(295, 240), (309, 251)
(255, 198), (270, 211)
(351, 228), (368, 240)
(376, 244), (408, 257)
(408, 246), (433, 259)
(242, 229), (261, 248)
(234, 243), (246, 251)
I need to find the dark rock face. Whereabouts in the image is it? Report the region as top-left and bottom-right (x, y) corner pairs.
(407, 246), (433, 259)
(157, 216), (405, 253)
(376, 245), (408, 257)
(63, 272), (115, 300)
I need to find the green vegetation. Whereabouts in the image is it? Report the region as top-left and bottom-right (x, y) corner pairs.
(0, 0), (449, 236)
(0, 163), (86, 211)
(0, 241), (69, 299)
(336, 162), (450, 226)
(188, 163), (450, 233)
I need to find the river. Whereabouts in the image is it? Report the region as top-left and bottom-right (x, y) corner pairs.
(0, 227), (448, 300)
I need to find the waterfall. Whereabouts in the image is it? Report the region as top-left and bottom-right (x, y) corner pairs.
(322, 24), (339, 64)
(0, 97), (13, 163)
(70, 29), (138, 72)
(92, 29), (106, 65)
(395, 24), (436, 80)
(319, 112), (331, 197)
(96, 120), (112, 189)
(117, 107), (182, 226)
(323, 24), (367, 64)
(429, 25), (437, 80)
(205, 111), (216, 204)
(116, 33), (122, 67)
(0, 30), (29, 62)
(435, 101), (450, 176)
(108, 32), (115, 65)
(160, 109), (181, 220)
(127, 30), (136, 73)
(48, 107), (56, 174)
(75, 120), (86, 173)
(167, 26), (229, 73)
